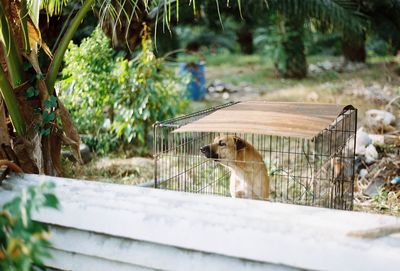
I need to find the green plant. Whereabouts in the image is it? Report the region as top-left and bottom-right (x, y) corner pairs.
(112, 27), (189, 152)
(0, 182), (59, 271)
(0, 0), (201, 174)
(59, 26), (188, 155)
(59, 27), (118, 154)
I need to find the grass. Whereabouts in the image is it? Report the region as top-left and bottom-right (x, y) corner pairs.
(354, 189), (400, 216)
(62, 156), (154, 185)
(178, 52), (399, 119)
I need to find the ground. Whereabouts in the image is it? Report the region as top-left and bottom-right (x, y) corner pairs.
(63, 53), (400, 215)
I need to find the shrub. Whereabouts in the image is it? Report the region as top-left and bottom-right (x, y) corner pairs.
(59, 27), (118, 154)
(59, 26), (188, 155)
(0, 182), (59, 271)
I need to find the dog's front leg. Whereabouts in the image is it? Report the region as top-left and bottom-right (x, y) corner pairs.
(235, 191), (246, 198)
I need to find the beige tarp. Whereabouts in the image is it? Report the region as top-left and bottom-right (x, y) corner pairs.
(174, 101), (353, 139)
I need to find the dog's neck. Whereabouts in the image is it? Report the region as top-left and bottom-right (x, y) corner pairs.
(219, 148), (265, 172)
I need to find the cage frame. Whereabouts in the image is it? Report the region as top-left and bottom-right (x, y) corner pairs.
(153, 101), (357, 210)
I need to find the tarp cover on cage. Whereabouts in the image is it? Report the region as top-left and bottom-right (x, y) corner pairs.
(174, 101), (352, 139)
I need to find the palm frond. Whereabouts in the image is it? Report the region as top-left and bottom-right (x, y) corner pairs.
(267, 0), (368, 33)
(39, 0), (70, 16)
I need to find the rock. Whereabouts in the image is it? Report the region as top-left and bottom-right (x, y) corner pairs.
(344, 81), (394, 105)
(357, 128), (372, 147)
(355, 128), (371, 155)
(61, 150), (74, 161)
(62, 143), (92, 164)
(364, 109), (396, 133)
(222, 92), (230, 100)
(342, 61), (367, 72)
(308, 64), (322, 74)
(365, 144), (379, 164)
(320, 60), (334, 70)
(363, 177), (385, 197)
(215, 85), (225, 93)
(359, 169), (368, 178)
(367, 109), (395, 125)
(208, 86), (216, 93)
(79, 144), (92, 164)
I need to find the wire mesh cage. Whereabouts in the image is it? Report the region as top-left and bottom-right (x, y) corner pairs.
(154, 101), (357, 210)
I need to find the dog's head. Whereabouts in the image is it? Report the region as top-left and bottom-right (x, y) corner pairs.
(200, 135), (247, 162)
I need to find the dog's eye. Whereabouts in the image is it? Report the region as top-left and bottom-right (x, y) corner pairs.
(219, 140), (226, 146)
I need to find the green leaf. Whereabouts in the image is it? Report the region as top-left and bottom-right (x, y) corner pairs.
(1, 182), (59, 270)
(25, 86), (37, 98)
(42, 111), (56, 123)
(44, 96), (58, 109)
(41, 128), (51, 136)
(43, 194), (59, 209)
(33, 123), (41, 133)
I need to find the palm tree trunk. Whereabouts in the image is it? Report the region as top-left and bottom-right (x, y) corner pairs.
(0, 0), (95, 175)
(342, 31), (366, 63)
(274, 16), (307, 79)
(237, 27), (254, 54)
(0, 97), (10, 159)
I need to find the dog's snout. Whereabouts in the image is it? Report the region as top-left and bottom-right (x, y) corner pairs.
(200, 145), (219, 160)
(200, 145), (210, 154)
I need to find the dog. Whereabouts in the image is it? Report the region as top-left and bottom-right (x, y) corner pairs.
(200, 135), (269, 200)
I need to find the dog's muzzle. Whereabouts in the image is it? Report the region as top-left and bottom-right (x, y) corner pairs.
(200, 145), (219, 160)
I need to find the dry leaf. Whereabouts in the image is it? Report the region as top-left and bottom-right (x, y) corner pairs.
(0, 97), (10, 146)
(27, 17), (53, 59)
(13, 137), (39, 174)
(58, 99), (83, 164)
(49, 129), (62, 176)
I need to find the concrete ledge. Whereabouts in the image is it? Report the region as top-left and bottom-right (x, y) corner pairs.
(1, 174), (399, 271)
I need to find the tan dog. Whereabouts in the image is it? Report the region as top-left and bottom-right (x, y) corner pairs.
(200, 135), (269, 200)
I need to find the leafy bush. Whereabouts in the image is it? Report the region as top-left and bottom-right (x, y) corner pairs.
(59, 27), (188, 155)
(0, 182), (59, 271)
(367, 35), (392, 57)
(304, 30), (342, 56)
(59, 27), (118, 154)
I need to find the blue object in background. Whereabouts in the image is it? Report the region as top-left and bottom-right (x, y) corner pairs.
(179, 62), (206, 101)
(390, 176), (400, 184)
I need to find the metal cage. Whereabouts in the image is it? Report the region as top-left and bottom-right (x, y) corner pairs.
(154, 101), (357, 210)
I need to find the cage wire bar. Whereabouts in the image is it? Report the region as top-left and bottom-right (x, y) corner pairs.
(153, 102), (357, 210)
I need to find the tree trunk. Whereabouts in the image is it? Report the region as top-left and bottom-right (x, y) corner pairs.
(342, 31), (366, 63)
(0, 0), (92, 175)
(274, 16), (307, 79)
(237, 27), (254, 54)
(0, 97), (11, 159)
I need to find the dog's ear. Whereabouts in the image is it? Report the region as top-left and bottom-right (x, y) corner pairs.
(234, 137), (246, 151)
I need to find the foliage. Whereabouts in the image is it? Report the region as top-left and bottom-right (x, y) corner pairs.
(59, 27), (118, 154)
(304, 30), (342, 56)
(256, 15), (307, 78)
(367, 35), (395, 57)
(112, 27), (189, 151)
(371, 188), (400, 215)
(0, 182), (59, 271)
(59, 26), (188, 155)
(174, 23), (239, 53)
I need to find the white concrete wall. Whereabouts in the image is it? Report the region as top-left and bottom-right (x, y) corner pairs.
(1, 174), (399, 271)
